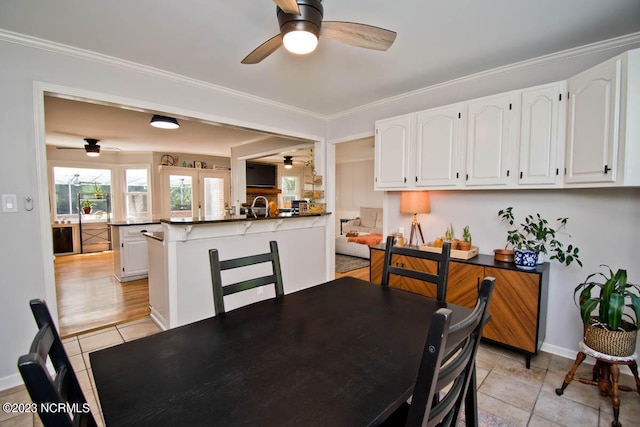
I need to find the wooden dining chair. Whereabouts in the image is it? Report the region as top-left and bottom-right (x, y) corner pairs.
(383, 277), (495, 427)
(381, 235), (452, 301)
(17, 299), (98, 427)
(209, 240), (284, 315)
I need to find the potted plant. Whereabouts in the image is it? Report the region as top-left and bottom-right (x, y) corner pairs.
(82, 200), (92, 214)
(444, 223), (459, 249)
(93, 182), (104, 199)
(498, 207), (582, 269)
(458, 225), (472, 251)
(574, 265), (640, 356)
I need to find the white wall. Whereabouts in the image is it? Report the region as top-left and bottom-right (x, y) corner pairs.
(0, 38), (327, 389)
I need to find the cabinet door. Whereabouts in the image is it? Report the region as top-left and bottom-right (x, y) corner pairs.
(122, 239), (149, 276)
(566, 58), (621, 184)
(369, 249), (438, 298)
(374, 115), (413, 189)
(465, 93), (512, 186)
(415, 104), (462, 187)
(447, 263), (484, 309)
(518, 83), (564, 185)
(482, 267), (539, 353)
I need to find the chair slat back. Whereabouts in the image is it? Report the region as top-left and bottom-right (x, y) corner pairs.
(18, 299), (97, 427)
(381, 235), (452, 301)
(209, 240), (284, 315)
(406, 277), (496, 427)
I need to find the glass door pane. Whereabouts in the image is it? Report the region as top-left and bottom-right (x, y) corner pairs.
(169, 175), (193, 218)
(203, 176), (225, 217)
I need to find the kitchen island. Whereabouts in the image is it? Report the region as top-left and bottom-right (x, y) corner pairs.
(145, 213), (331, 330)
(109, 219), (163, 282)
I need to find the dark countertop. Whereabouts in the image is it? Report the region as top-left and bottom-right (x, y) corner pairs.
(160, 212), (331, 225)
(109, 219), (163, 226)
(142, 231), (164, 241)
(371, 243), (549, 274)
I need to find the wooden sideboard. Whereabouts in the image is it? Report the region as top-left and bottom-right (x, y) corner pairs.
(370, 245), (549, 368)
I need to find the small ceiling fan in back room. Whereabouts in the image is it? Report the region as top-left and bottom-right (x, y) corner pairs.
(242, 0), (397, 64)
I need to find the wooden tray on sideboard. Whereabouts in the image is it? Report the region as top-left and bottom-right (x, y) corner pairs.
(419, 243), (479, 260)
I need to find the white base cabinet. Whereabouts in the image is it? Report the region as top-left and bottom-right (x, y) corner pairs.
(111, 223), (162, 282)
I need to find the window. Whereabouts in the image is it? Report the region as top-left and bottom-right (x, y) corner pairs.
(53, 167), (111, 219)
(281, 175), (300, 208)
(124, 168), (150, 220)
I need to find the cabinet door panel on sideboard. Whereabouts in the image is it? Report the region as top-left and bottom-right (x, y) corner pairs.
(482, 267), (539, 353)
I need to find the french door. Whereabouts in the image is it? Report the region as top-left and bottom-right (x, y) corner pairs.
(161, 169), (230, 218)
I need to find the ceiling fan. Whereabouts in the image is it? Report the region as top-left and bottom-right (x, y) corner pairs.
(54, 138), (119, 156)
(242, 0), (397, 64)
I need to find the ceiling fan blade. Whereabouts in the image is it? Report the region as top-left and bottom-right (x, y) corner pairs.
(272, 0), (300, 15)
(241, 34), (284, 64)
(321, 22), (397, 51)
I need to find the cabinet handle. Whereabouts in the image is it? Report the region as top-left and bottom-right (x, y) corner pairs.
(415, 176), (418, 183)
(404, 177), (407, 183)
(506, 170), (510, 177)
(140, 229), (148, 233)
(604, 165), (611, 174)
(520, 171), (523, 179)
(476, 277), (480, 294)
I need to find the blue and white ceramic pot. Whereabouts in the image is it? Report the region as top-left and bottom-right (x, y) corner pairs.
(514, 248), (539, 270)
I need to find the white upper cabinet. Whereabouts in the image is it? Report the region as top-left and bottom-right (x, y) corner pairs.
(518, 82), (566, 186)
(565, 48), (640, 187)
(372, 47), (639, 191)
(415, 104), (463, 187)
(465, 93), (513, 187)
(565, 58), (621, 184)
(374, 114), (413, 189)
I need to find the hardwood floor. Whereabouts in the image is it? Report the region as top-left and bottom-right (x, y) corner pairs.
(335, 265), (370, 281)
(54, 251), (150, 338)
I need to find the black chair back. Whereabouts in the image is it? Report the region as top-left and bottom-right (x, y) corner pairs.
(209, 240), (284, 315)
(406, 277), (496, 427)
(17, 299), (97, 427)
(381, 235), (452, 301)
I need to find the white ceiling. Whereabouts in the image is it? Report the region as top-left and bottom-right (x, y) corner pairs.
(2, 0), (640, 158)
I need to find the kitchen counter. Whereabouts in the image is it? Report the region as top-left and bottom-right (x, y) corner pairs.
(109, 218), (163, 226)
(160, 211), (329, 225)
(147, 212), (332, 330)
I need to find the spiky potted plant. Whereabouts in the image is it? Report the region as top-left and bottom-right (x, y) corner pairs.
(458, 225), (472, 251)
(574, 266), (640, 356)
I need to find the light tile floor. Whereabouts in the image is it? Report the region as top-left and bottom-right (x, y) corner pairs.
(2, 318), (639, 427)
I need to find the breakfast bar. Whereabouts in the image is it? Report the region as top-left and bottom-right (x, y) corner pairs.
(145, 213), (331, 330)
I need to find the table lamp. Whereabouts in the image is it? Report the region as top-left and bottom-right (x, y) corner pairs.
(400, 191), (431, 246)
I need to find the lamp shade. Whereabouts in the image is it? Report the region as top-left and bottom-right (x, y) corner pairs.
(400, 191), (431, 214)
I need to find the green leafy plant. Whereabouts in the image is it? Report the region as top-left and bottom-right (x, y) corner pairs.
(93, 182), (103, 196)
(462, 225), (472, 243)
(498, 207), (582, 267)
(82, 200), (92, 209)
(574, 265), (640, 331)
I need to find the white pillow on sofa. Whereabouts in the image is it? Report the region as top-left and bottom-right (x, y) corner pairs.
(359, 207), (378, 229)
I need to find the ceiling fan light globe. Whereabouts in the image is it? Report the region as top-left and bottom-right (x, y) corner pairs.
(283, 31), (318, 54)
(86, 151), (100, 157)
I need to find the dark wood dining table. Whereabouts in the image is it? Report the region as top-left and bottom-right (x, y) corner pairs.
(90, 276), (472, 426)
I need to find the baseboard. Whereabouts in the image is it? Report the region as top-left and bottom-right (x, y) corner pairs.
(149, 308), (168, 331)
(0, 372), (25, 393)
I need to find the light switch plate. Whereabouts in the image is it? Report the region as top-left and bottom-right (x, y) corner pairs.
(2, 194), (18, 213)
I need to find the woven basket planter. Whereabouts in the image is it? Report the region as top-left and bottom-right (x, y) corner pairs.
(584, 318), (638, 357)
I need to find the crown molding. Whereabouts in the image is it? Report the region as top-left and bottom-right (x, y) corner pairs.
(0, 29), (327, 122)
(328, 31), (640, 120)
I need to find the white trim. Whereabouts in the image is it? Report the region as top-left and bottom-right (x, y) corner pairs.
(5, 28), (640, 122)
(32, 85), (59, 323)
(0, 30), (326, 122)
(326, 32), (640, 119)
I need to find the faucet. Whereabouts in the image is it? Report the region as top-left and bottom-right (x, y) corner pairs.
(250, 196), (269, 218)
